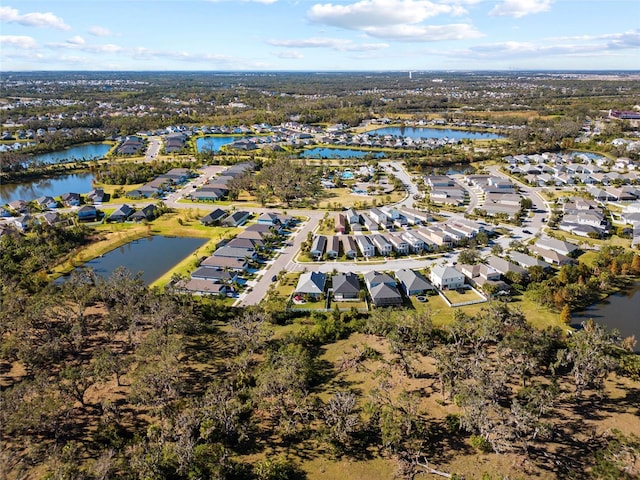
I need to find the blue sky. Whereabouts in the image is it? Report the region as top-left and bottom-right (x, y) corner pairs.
(1, 0), (638, 71)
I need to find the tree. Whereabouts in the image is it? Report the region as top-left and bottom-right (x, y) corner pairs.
(199, 380), (250, 445)
(560, 304), (572, 325)
(92, 347), (131, 387)
(322, 391), (360, 450)
(254, 343), (314, 438)
(559, 320), (618, 397)
(457, 248), (482, 265)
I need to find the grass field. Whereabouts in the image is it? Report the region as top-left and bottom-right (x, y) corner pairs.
(441, 287), (485, 305)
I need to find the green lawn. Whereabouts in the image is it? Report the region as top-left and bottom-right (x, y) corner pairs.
(441, 288), (485, 305)
(289, 299), (327, 310)
(330, 300), (368, 311)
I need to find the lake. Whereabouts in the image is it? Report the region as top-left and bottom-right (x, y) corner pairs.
(62, 236), (208, 285)
(0, 172), (95, 204)
(572, 282), (640, 352)
(196, 136), (248, 153)
(369, 127), (503, 140)
(300, 148), (386, 159)
(29, 143), (111, 165)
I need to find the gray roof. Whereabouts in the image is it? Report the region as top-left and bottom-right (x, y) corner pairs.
(295, 271), (327, 295)
(332, 273), (360, 295)
(369, 283), (402, 303)
(395, 269), (435, 292)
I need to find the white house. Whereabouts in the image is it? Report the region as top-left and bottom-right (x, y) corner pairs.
(429, 265), (465, 290)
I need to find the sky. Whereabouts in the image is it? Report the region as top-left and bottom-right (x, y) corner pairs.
(1, 0), (639, 71)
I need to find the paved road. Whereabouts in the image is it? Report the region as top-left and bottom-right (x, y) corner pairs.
(237, 210), (323, 306)
(486, 165), (550, 236)
(145, 137), (162, 161)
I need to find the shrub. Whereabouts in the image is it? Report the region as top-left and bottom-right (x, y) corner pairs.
(470, 434), (493, 453)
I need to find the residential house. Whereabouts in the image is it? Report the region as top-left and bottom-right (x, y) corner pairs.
(335, 213), (347, 234)
(295, 271), (327, 300)
(12, 214), (33, 231)
(364, 271), (397, 290)
(341, 236), (358, 259)
(190, 266), (237, 284)
(108, 204), (134, 222)
(200, 255), (248, 272)
(345, 208), (360, 224)
(429, 265), (465, 290)
(127, 178), (166, 199)
(310, 235), (327, 259)
(117, 135), (144, 155)
(222, 210), (251, 227)
(326, 236), (340, 259)
(369, 208), (391, 229)
(530, 245), (574, 266)
(401, 231), (426, 253)
(458, 263), (501, 288)
(41, 211), (64, 226)
(361, 213), (379, 232)
(535, 237), (578, 256)
(180, 279), (228, 296)
(332, 273), (361, 301)
(244, 223), (277, 235)
(189, 188), (226, 202)
(257, 212), (282, 226)
(507, 251), (551, 270)
(213, 245), (256, 260)
(485, 255), (529, 279)
(386, 234), (409, 255)
(398, 207), (431, 224)
(60, 192), (81, 207)
(9, 200), (28, 214)
(130, 204), (158, 222)
(200, 208), (227, 226)
(355, 235), (375, 257)
(372, 234), (393, 256)
(77, 205), (98, 221)
(419, 227), (452, 247)
(369, 283), (403, 306)
(395, 269), (435, 296)
(226, 236), (264, 250)
(87, 188), (105, 204)
(36, 196), (58, 209)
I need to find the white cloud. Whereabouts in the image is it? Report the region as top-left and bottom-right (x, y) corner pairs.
(364, 23), (483, 41)
(0, 35), (38, 49)
(273, 50), (305, 59)
(46, 38), (123, 54)
(548, 30), (640, 50)
(88, 26), (113, 37)
(308, 0), (458, 29)
(449, 30), (640, 60)
(489, 0), (551, 18)
(67, 36), (86, 46)
(268, 37), (389, 51)
(0, 6), (70, 30)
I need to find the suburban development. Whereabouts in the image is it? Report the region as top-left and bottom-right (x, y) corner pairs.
(2, 70), (640, 480)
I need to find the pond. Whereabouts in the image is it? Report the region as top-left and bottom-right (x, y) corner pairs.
(28, 143), (111, 165)
(300, 147), (386, 159)
(572, 282), (640, 352)
(369, 127), (503, 140)
(0, 172), (95, 204)
(61, 236), (208, 285)
(196, 136), (248, 153)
